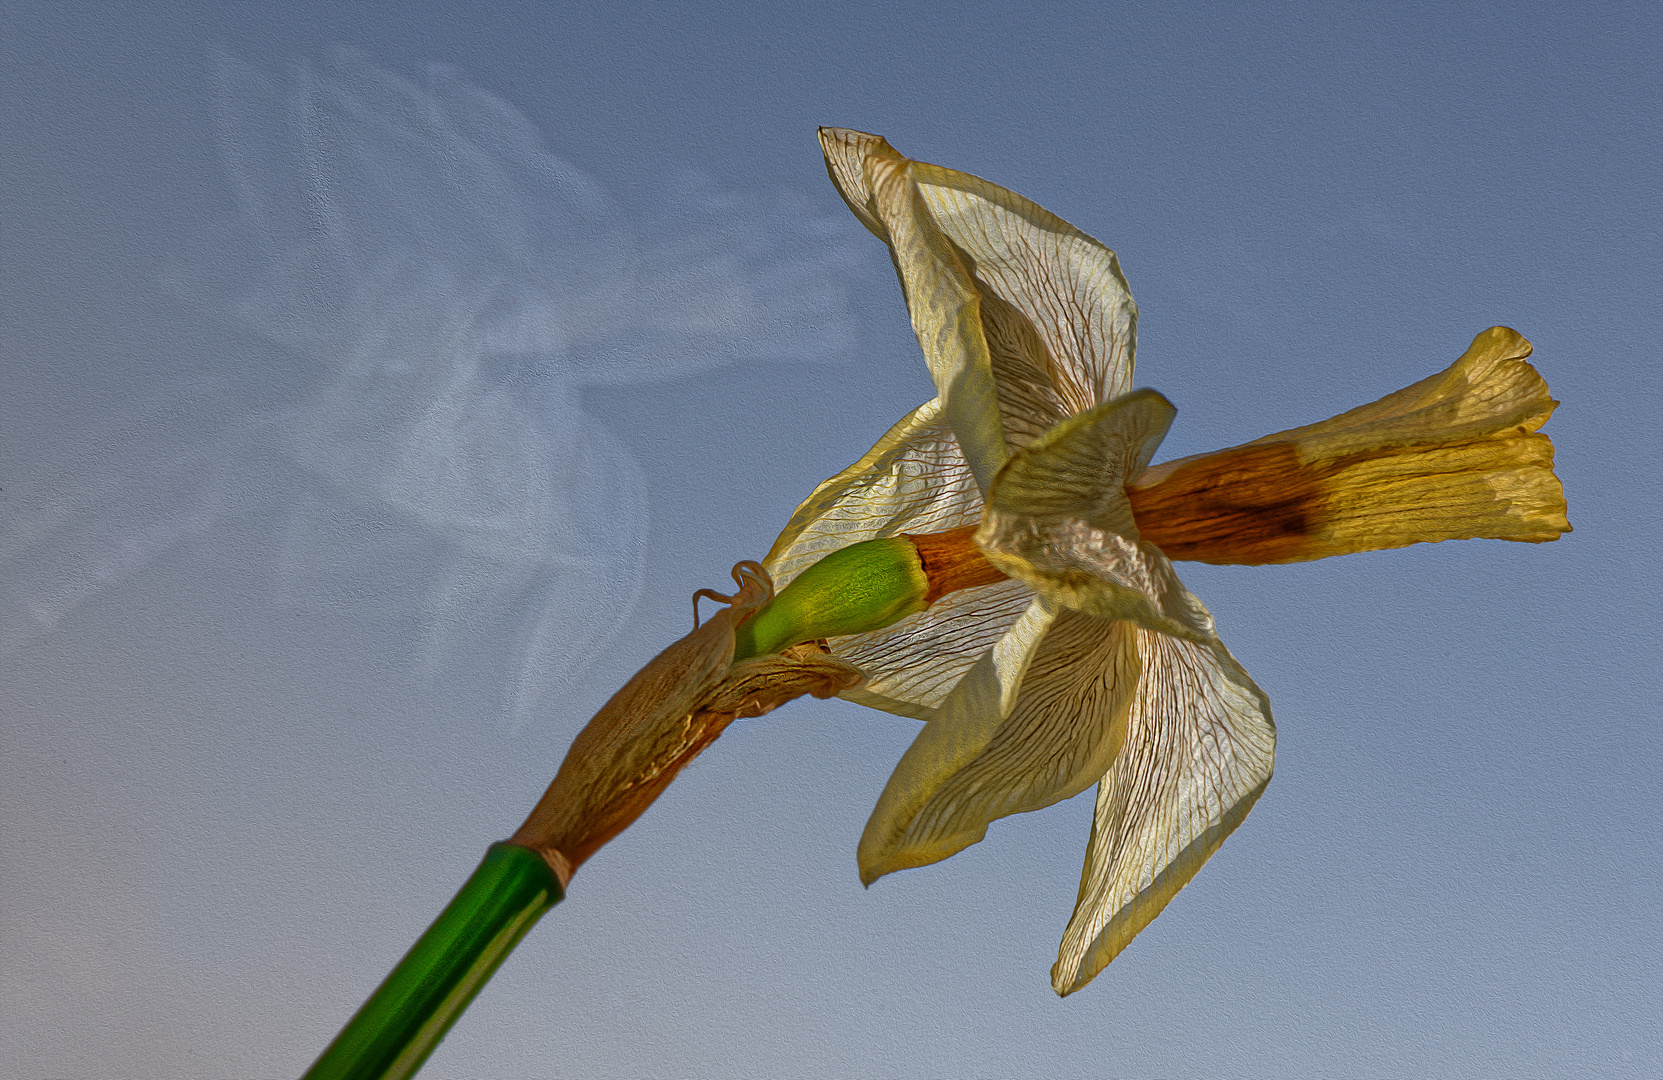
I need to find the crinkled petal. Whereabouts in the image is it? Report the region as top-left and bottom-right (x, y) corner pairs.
(820, 128), (1139, 459)
(764, 398), (1031, 718)
(766, 397), (982, 583)
(978, 388), (1215, 643)
(1128, 327), (1571, 564)
(909, 161), (1138, 423)
(858, 605), (1144, 883)
(858, 595), (1060, 881)
(1052, 629), (1276, 995)
(858, 135), (1009, 491)
(834, 578), (1034, 720)
(819, 126), (893, 240)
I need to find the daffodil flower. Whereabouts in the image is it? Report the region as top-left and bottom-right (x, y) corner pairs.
(762, 128), (1569, 995)
(303, 129), (1569, 1079)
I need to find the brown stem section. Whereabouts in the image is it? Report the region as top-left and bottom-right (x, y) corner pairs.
(508, 564), (772, 887)
(906, 524), (1010, 603)
(509, 564), (862, 889)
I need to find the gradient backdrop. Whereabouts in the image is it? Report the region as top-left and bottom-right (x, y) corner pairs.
(3, 3), (1659, 1077)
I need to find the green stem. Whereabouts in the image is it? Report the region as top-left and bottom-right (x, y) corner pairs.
(305, 540), (933, 1077)
(302, 843), (562, 1080)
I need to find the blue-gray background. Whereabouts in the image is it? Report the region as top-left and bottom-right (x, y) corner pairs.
(3, 3), (1658, 1077)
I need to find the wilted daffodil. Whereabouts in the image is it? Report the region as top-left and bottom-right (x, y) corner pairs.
(304, 129), (1568, 1080)
(761, 128), (1569, 995)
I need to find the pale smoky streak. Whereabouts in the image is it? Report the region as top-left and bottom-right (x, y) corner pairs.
(131, 51), (871, 728)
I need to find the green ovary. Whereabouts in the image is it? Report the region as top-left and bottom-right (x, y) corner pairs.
(733, 537), (929, 661)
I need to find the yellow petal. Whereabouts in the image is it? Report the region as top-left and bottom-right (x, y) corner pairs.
(858, 608), (1145, 882)
(1052, 630), (1275, 995)
(1128, 327), (1571, 564)
(978, 388), (1215, 643)
(818, 126), (893, 240)
(820, 128), (1140, 462)
(763, 397), (1032, 718)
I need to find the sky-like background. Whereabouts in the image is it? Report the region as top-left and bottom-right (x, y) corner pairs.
(3, 3), (1659, 1077)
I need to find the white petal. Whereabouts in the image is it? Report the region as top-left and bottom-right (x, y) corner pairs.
(834, 578), (1034, 720)
(819, 128), (1141, 479)
(763, 398), (1033, 718)
(857, 606), (1153, 883)
(864, 150), (1010, 491)
(857, 595), (1062, 881)
(1052, 629), (1276, 995)
(910, 161), (1138, 419)
(765, 398), (981, 585)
